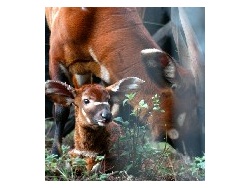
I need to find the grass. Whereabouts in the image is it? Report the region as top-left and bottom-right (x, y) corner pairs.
(45, 93), (205, 181)
(45, 137), (205, 181)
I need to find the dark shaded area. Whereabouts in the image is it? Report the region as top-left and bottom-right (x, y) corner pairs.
(45, 19), (53, 118)
(143, 8), (177, 59)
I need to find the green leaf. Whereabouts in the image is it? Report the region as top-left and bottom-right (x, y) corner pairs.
(153, 106), (160, 111)
(125, 163), (133, 172)
(99, 174), (108, 180)
(139, 100), (148, 109)
(120, 151), (129, 156)
(113, 116), (129, 126)
(125, 93), (136, 100)
(96, 155), (105, 161)
(113, 116), (124, 123)
(123, 121), (129, 126)
(123, 98), (129, 106)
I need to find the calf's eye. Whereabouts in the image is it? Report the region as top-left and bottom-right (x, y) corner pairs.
(83, 99), (90, 104)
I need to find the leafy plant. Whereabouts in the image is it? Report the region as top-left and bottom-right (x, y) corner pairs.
(152, 94), (165, 112)
(190, 154), (205, 178)
(123, 93), (136, 106)
(113, 93), (173, 178)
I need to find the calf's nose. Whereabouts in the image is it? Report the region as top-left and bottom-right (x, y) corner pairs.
(101, 111), (112, 122)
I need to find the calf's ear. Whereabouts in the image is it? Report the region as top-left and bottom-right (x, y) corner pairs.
(45, 80), (76, 106)
(106, 77), (144, 103)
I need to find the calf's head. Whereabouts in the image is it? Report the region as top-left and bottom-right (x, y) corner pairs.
(45, 77), (145, 128)
(75, 84), (113, 128)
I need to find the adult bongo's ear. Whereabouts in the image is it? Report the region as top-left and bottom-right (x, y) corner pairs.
(141, 48), (177, 88)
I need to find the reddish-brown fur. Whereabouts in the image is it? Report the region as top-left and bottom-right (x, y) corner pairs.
(69, 120), (121, 172)
(45, 8), (161, 85)
(45, 7), (204, 157)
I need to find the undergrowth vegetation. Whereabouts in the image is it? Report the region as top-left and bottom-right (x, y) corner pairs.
(45, 93), (205, 181)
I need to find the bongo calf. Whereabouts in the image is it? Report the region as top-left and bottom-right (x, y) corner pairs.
(45, 77), (144, 172)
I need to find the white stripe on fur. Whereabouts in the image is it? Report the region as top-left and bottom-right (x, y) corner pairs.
(89, 47), (110, 83)
(141, 48), (162, 54)
(81, 108), (91, 124)
(93, 102), (109, 106)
